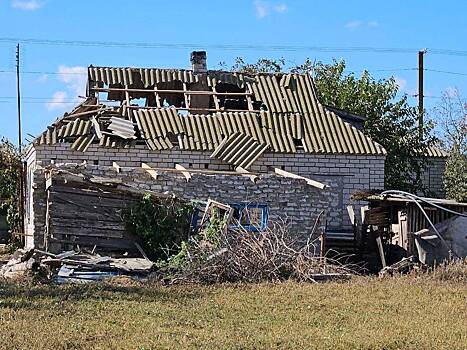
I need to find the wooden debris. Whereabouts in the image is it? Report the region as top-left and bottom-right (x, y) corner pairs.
(274, 168), (327, 189)
(235, 166), (258, 183)
(175, 164), (191, 182)
(142, 162), (159, 180)
(112, 162), (121, 173)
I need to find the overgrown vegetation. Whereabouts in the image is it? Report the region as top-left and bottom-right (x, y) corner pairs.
(223, 57), (436, 193)
(434, 88), (467, 202)
(0, 262), (466, 349)
(0, 138), (21, 233)
(123, 194), (194, 261)
(156, 221), (361, 284)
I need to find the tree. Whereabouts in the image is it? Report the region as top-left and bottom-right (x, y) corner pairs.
(226, 57), (435, 192)
(0, 138), (21, 233)
(434, 88), (467, 202)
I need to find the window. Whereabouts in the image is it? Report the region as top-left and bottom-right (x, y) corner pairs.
(230, 203), (268, 231)
(189, 202), (268, 233)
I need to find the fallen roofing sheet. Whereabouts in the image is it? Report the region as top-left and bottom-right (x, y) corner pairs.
(211, 133), (269, 169)
(108, 117), (136, 139)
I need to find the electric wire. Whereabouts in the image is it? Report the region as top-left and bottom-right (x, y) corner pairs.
(1, 37), (467, 57)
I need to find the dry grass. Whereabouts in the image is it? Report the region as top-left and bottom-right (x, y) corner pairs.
(0, 270), (466, 350)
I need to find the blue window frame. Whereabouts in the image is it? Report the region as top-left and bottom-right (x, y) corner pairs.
(229, 203), (268, 231)
(190, 202), (268, 233)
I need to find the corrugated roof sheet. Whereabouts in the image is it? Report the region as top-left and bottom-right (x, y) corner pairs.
(211, 133), (269, 169)
(34, 67), (390, 161)
(426, 147), (449, 158)
(88, 67), (200, 87)
(108, 117), (136, 139)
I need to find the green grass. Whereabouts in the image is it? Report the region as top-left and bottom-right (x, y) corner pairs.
(0, 275), (466, 350)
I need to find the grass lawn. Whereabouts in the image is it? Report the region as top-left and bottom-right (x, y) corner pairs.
(0, 276), (466, 350)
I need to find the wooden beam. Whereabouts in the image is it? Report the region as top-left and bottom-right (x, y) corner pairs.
(246, 82), (254, 111)
(92, 87), (253, 96)
(141, 162), (159, 180)
(183, 83), (190, 109)
(376, 236), (387, 268)
(175, 164), (191, 182)
(347, 205), (356, 226)
(274, 168), (327, 189)
(235, 166), (257, 183)
(90, 116), (103, 139)
(112, 162), (121, 173)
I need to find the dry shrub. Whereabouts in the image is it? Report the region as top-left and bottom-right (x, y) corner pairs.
(157, 221), (363, 284)
(427, 258), (467, 283)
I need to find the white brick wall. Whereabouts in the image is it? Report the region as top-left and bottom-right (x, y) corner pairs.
(29, 143), (386, 230)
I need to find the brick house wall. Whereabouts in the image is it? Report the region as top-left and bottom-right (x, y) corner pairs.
(23, 143), (386, 244)
(30, 164), (337, 252)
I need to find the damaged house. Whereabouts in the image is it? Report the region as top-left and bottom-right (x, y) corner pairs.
(24, 51), (395, 254)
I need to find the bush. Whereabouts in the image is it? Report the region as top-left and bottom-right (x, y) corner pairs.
(123, 194), (194, 261)
(444, 147), (467, 202)
(0, 139), (21, 233)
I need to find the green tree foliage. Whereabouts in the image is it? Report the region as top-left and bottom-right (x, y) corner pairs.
(444, 147), (467, 202)
(0, 138), (21, 232)
(225, 57), (435, 192)
(123, 194), (194, 261)
(435, 88), (467, 201)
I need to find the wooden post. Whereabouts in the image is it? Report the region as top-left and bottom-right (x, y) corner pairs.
(418, 50), (425, 140)
(376, 235), (387, 268)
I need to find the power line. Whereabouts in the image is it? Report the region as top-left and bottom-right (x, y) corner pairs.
(2, 37), (467, 57)
(0, 69), (86, 75)
(424, 68), (467, 76)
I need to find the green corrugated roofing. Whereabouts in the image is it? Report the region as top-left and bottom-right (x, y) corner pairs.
(34, 67), (390, 162)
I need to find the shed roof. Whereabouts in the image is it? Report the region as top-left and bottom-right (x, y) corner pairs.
(34, 66), (387, 169)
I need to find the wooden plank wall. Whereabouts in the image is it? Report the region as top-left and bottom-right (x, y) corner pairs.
(47, 179), (141, 254)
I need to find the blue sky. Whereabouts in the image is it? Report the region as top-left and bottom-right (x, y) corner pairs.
(1, 0), (467, 145)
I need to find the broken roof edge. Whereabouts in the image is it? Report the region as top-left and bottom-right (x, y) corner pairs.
(37, 162), (331, 188)
(87, 65), (301, 78)
(31, 101), (387, 156)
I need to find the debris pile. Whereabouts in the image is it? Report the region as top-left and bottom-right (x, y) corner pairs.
(156, 219), (362, 285)
(0, 248), (153, 283)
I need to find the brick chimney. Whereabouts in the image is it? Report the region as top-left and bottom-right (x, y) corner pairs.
(191, 51), (207, 73)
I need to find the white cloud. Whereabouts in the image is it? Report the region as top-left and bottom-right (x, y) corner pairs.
(394, 76), (407, 92)
(255, 1), (288, 18)
(46, 91), (68, 111)
(273, 3), (288, 13)
(255, 0), (269, 18)
(11, 0), (44, 10)
(46, 65), (86, 111)
(57, 65), (87, 96)
(345, 20), (362, 30)
(345, 20), (379, 30)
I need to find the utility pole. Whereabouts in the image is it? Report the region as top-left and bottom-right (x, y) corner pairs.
(16, 43), (22, 152)
(15, 43), (24, 236)
(418, 49), (425, 140)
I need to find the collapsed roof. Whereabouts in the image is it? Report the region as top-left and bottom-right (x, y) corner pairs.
(35, 53), (386, 169)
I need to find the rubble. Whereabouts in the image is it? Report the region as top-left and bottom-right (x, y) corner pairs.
(0, 248), (153, 283)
